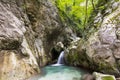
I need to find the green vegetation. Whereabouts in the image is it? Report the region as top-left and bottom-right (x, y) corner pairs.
(55, 0), (98, 36)
(102, 76), (114, 80)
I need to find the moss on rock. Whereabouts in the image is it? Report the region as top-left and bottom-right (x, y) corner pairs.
(102, 76), (115, 80)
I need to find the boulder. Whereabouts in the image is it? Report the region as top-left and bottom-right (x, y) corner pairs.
(81, 74), (94, 80)
(93, 72), (116, 80)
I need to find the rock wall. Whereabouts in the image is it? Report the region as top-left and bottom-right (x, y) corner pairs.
(65, 0), (120, 76)
(0, 0), (74, 79)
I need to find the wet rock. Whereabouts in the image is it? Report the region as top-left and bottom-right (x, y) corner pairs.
(93, 72), (116, 80)
(116, 78), (120, 80)
(81, 74), (94, 80)
(51, 42), (64, 61)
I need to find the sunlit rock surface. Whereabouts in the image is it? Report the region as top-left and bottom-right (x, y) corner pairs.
(93, 72), (116, 80)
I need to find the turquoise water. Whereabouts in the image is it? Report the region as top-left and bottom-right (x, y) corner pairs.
(30, 65), (88, 80)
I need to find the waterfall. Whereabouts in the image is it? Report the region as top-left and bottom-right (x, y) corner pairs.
(57, 51), (64, 64)
(52, 51), (65, 66)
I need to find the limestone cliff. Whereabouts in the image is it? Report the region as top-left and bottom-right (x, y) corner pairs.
(0, 0), (74, 79)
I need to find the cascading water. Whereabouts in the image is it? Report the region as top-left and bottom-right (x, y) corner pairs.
(29, 51), (89, 80)
(57, 51), (64, 64)
(52, 51), (65, 66)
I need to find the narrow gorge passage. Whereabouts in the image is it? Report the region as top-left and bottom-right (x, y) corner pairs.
(0, 0), (120, 80)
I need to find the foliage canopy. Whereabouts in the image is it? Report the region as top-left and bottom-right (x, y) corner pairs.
(55, 0), (98, 36)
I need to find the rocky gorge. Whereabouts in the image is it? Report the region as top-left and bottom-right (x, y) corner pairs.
(0, 0), (120, 80)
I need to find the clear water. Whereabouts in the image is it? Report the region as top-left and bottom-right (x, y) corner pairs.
(29, 65), (88, 80)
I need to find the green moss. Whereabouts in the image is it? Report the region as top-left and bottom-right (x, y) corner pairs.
(102, 76), (114, 80)
(98, 62), (106, 70)
(115, 0), (120, 2)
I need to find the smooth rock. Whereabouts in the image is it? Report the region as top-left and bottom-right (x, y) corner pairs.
(0, 50), (40, 80)
(93, 72), (116, 80)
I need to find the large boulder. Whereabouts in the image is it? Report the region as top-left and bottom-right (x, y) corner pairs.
(93, 72), (116, 80)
